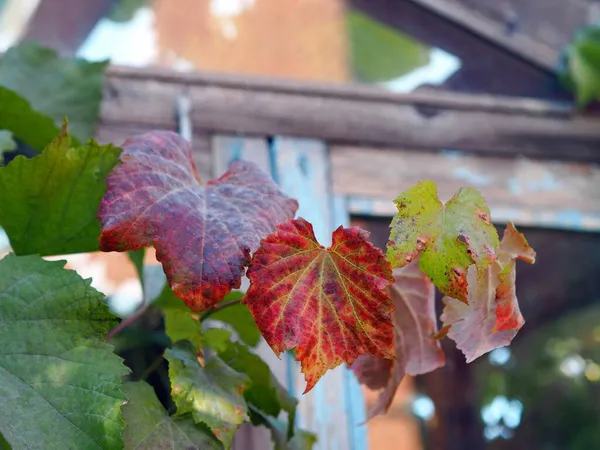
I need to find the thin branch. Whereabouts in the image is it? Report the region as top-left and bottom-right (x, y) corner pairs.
(140, 354), (165, 381)
(200, 298), (242, 321)
(106, 304), (149, 341)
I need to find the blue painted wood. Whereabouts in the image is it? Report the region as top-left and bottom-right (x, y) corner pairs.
(272, 137), (368, 450)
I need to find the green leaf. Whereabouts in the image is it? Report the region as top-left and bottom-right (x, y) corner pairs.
(202, 328), (234, 353)
(0, 42), (108, 142)
(0, 432), (11, 450)
(347, 11), (430, 83)
(122, 381), (223, 450)
(210, 292), (261, 347)
(387, 180), (499, 302)
(561, 24), (600, 107)
(0, 87), (62, 152)
(165, 308), (203, 349)
(165, 342), (250, 448)
(128, 249), (146, 291)
(0, 122), (121, 256)
(154, 281), (204, 349)
(0, 254), (129, 449)
(569, 41), (600, 107)
(218, 342), (297, 438)
(249, 407), (317, 450)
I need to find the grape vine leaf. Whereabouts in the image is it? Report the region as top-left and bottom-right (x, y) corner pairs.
(0, 254), (129, 449)
(153, 280), (203, 349)
(128, 248), (146, 292)
(218, 341), (297, 437)
(249, 407), (317, 450)
(387, 180), (499, 302)
(99, 131), (298, 312)
(352, 259), (445, 418)
(0, 121), (121, 256)
(0, 42), (107, 142)
(244, 218), (395, 393)
(440, 222), (535, 362)
(165, 342), (251, 448)
(210, 292), (261, 347)
(122, 381), (223, 450)
(0, 87), (62, 152)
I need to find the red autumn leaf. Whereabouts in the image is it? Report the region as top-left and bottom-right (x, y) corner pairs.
(440, 222), (535, 362)
(244, 218), (395, 393)
(98, 131), (298, 311)
(352, 355), (393, 391)
(352, 259), (445, 419)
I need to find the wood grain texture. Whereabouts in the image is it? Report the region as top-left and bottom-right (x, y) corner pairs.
(331, 146), (600, 232)
(348, 0), (568, 98)
(100, 66), (600, 163)
(409, 0), (589, 70)
(22, 0), (113, 56)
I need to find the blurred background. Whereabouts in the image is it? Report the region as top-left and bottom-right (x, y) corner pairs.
(1, 1), (599, 449)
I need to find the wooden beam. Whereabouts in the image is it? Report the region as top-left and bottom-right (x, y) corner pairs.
(332, 146), (600, 232)
(348, 0), (569, 98)
(22, 0), (113, 56)
(409, 0), (558, 71)
(100, 66), (600, 163)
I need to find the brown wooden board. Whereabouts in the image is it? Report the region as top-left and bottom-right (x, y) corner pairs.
(410, 0), (590, 70)
(349, 0), (571, 98)
(100, 66), (600, 163)
(331, 146), (600, 232)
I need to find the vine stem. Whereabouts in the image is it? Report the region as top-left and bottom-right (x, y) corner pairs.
(106, 304), (149, 341)
(140, 354), (165, 381)
(200, 298), (242, 321)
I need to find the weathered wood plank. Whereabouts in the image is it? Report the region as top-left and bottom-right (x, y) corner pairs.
(100, 66), (600, 162)
(332, 146), (600, 232)
(409, 0), (588, 70)
(22, 0), (113, 56)
(443, 0), (591, 52)
(348, 0), (568, 98)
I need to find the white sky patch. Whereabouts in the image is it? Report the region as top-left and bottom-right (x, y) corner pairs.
(209, 0), (256, 41)
(382, 48), (461, 93)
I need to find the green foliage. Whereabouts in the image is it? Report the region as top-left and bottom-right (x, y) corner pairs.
(165, 343), (250, 448)
(0, 121), (121, 256)
(122, 381), (223, 449)
(387, 180), (499, 302)
(347, 11), (430, 83)
(128, 249), (146, 292)
(209, 292), (262, 347)
(154, 283), (204, 349)
(0, 86), (63, 152)
(0, 42), (108, 142)
(218, 341), (297, 434)
(560, 24), (600, 107)
(0, 254), (129, 449)
(249, 407), (317, 450)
